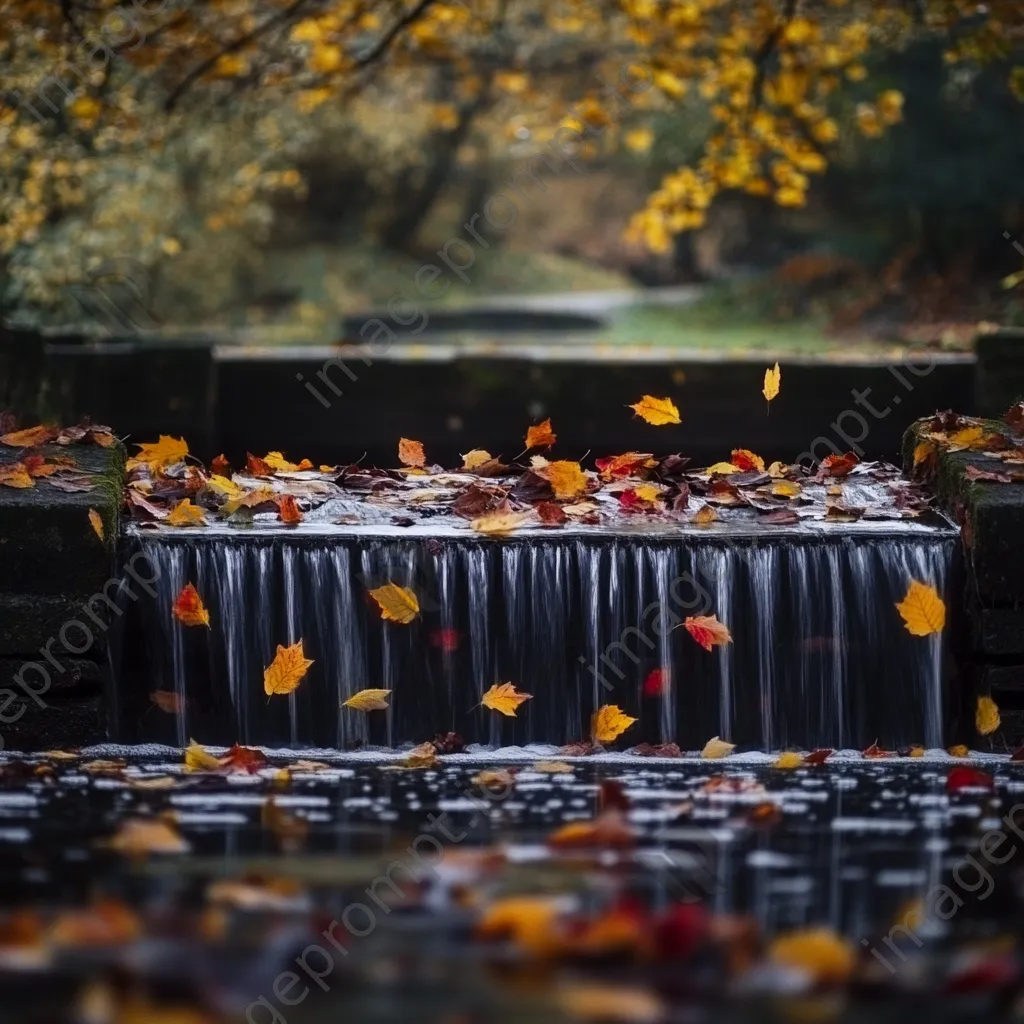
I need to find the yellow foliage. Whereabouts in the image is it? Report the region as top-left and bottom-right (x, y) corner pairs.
(896, 580), (946, 636)
(479, 682), (533, 716)
(263, 641), (314, 696)
(591, 704), (637, 744)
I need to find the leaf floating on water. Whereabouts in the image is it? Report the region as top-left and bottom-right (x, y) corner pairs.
(525, 418), (556, 450)
(472, 768), (516, 789)
(773, 751), (804, 769)
(700, 736), (735, 759)
(976, 695), (1001, 735)
(109, 818), (191, 856)
(127, 436), (188, 473)
(762, 362), (781, 403)
(87, 508), (104, 540)
(369, 582), (420, 623)
(480, 682), (533, 717)
(398, 437), (426, 467)
(768, 927), (854, 984)
(263, 640), (314, 696)
(547, 460), (588, 499)
(629, 395), (680, 426)
(683, 614), (733, 651)
(165, 499), (206, 527)
(896, 579), (945, 636)
(172, 583), (210, 627)
(946, 765), (993, 793)
(342, 688), (391, 712)
(184, 740), (221, 771)
(591, 704), (637, 744)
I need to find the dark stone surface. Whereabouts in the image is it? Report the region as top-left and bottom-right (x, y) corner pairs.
(0, 442), (123, 597)
(975, 327), (1024, 417)
(0, 594), (114, 656)
(0, 691), (105, 752)
(971, 605), (1024, 657)
(0, 657), (102, 699)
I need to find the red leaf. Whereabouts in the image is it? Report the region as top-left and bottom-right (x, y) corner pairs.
(946, 766), (993, 793)
(862, 742), (893, 759)
(219, 744), (269, 774)
(805, 748), (834, 765)
(643, 668), (666, 696)
(246, 453), (273, 477)
(429, 628), (460, 652)
(536, 501), (568, 525)
(211, 454), (231, 476)
(817, 452), (860, 479)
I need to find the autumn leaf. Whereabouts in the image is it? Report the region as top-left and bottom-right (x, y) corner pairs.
(701, 736), (735, 758)
(264, 451), (312, 473)
(369, 582), (420, 623)
(172, 583), (210, 627)
(461, 449), (493, 470)
(109, 818), (190, 856)
(342, 688), (391, 712)
(0, 462), (34, 488)
(774, 751), (804, 769)
(127, 436), (188, 472)
(246, 452), (274, 477)
(629, 395), (680, 425)
(947, 744), (969, 758)
(398, 437), (426, 467)
(0, 424), (59, 447)
(219, 744), (269, 774)
(595, 452), (655, 479)
(947, 425), (985, 450)
(207, 474), (245, 501)
(480, 682), (533, 717)
(643, 667), (666, 696)
(478, 896), (564, 956)
(547, 460), (588, 499)
(264, 641), (314, 696)
(149, 691), (183, 714)
(591, 704), (637, 744)
(862, 742), (893, 758)
(525, 418), (556, 449)
(533, 761), (573, 773)
(184, 739), (221, 771)
(556, 985), (663, 1023)
(87, 508), (104, 540)
(277, 494), (303, 524)
(683, 614), (733, 651)
(947, 765), (993, 793)
(976, 695), (1001, 735)
(402, 742), (440, 769)
(731, 449), (765, 472)
(896, 580), (945, 636)
(913, 441), (936, 468)
(471, 510), (533, 534)
(211, 454), (231, 475)
(909, 745), (926, 758)
(818, 452), (859, 478)
(166, 499), (206, 527)
(768, 927), (854, 984)
(705, 461), (740, 476)
(762, 362), (781, 402)
(805, 748), (834, 764)
(692, 504), (719, 525)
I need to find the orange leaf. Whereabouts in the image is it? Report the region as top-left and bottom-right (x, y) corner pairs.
(277, 494), (303, 524)
(629, 395), (680, 425)
(264, 641), (314, 696)
(480, 682), (533, 716)
(525, 418), (556, 449)
(0, 424), (59, 447)
(692, 505), (719, 525)
(818, 452), (859, 478)
(149, 691), (184, 714)
(595, 452), (655, 479)
(173, 583), (210, 627)
(246, 452), (274, 477)
(546, 460), (588, 499)
(730, 448), (765, 472)
(109, 818), (190, 856)
(87, 509), (104, 541)
(398, 437), (426, 467)
(0, 462), (34, 488)
(683, 614), (732, 651)
(862, 742), (893, 759)
(127, 436), (188, 473)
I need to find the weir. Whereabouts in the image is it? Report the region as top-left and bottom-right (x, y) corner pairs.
(113, 512), (958, 752)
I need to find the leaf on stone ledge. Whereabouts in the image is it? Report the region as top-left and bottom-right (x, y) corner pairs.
(461, 449), (493, 471)
(546, 460), (588, 499)
(774, 751), (804, 769)
(263, 641), (314, 696)
(471, 510), (532, 534)
(166, 499), (206, 527)
(369, 582), (420, 623)
(692, 504), (719, 525)
(277, 494), (304, 524)
(700, 736), (735, 759)
(246, 452), (274, 477)
(0, 462), (34, 488)
(127, 436), (189, 473)
(184, 740), (221, 771)
(0, 424), (59, 447)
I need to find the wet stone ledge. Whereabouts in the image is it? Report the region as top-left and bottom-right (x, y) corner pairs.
(0, 439), (125, 749)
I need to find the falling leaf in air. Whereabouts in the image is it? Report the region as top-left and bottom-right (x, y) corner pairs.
(0, 462), (34, 488)
(398, 437), (426, 467)
(149, 691), (184, 714)
(277, 494), (303, 524)
(109, 818), (191, 856)
(976, 695), (1001, 735)
(127, 436), (189, 472)
(643, 668), (666, 696)
(369, 582), (420, 623)
(896, 580), (945, 636)
(429, 627), (460, 652)
(480, 682), (533, 717)
(264, 641), (314, 696)
(774, 751), (804, 769)
(547, 460), (588, 499)
(173, 584), (210, 627)
(461, 449), (494, 471)
(683, 614), (733, 651)
(700, 736), (735, 759)
(763, 362), (781, 403)
(591, 704), (637, 744)
(0, 424), (59, 447)
(166, 499), (206, 527)
(629, 395), (681, 425)
(342, 688), (392, 712)
(87, 508), (104, 540)
(471, 510), (533, 534)
(731, 449), (765, 472)
(184, 739), (221, 771)
(768, 927), (854, 984)
(525, 418), (556, 450)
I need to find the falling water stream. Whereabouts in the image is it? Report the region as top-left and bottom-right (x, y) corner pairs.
(113, 521), (958, 752)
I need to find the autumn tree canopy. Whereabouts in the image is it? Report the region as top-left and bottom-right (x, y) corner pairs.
(1, 0), (1021, 314)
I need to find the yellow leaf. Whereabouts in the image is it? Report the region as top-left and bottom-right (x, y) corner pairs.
(767, 461), (788, 478)
(478, 896), (564, 957)
(263, 641), (314, 696)
(774, 751), (804, 769)
(632, 483), (661, 502)
(625, 127), (655, 153)
(402, 742), (439, 768)
(768, 927), (854, 984)
(948, 426), (984, 449)
(263, 451), (300, 473)
(88, 508), (104, 541)
(532, 761), (574, 773)
(127, 436), (188, 472)
(692, 504), (719, 525)
(629, 395), (680, 425)
(909, 745), (925, 758)
(705, 461), (740, 476)
(461, 449), (493, 471)
(221, 487), (276, 514)
(976, 695), (1001, 735)
(763, 362), (781, 402)
(770, 480), (802, 498)
(480, 682), (533, 717)
(184, 740), (221, 772)
(700, 736), (735, 759)
(547, 460), (588, 499)
(207, 475), (245, 500)
(525, 419), (557, 449)
(166, 499), (206, 527)
(0, 463), (34, 488)
(556, 984), (664, 1024)
(913, 441), (936, 467)
(369, 583), (420, 624)
(471, 511), (532, 534)
(398, 437), (426, 467)
(896, 580), (945, 636)
(947, 744), (969, 758)
(342, 688), (391, 712)
(591, 704), (637, 744)
(472, 768), (516, 788)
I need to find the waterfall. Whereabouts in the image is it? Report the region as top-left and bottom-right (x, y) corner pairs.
(113, 527), (958, 751)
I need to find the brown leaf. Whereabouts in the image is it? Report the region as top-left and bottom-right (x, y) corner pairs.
(46, 472), (95, 492)
(246, 452), (274, 477)
(277, 494), (304, 524)
(452, 483), (501, 518)
(149, 691), (184, 714)
(525, 418), (556, 449)
(398, 437), (426, 467)
(0, 425), (59, 447)
(536, 501), (568, 525)
(211, 454), (231, 475)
